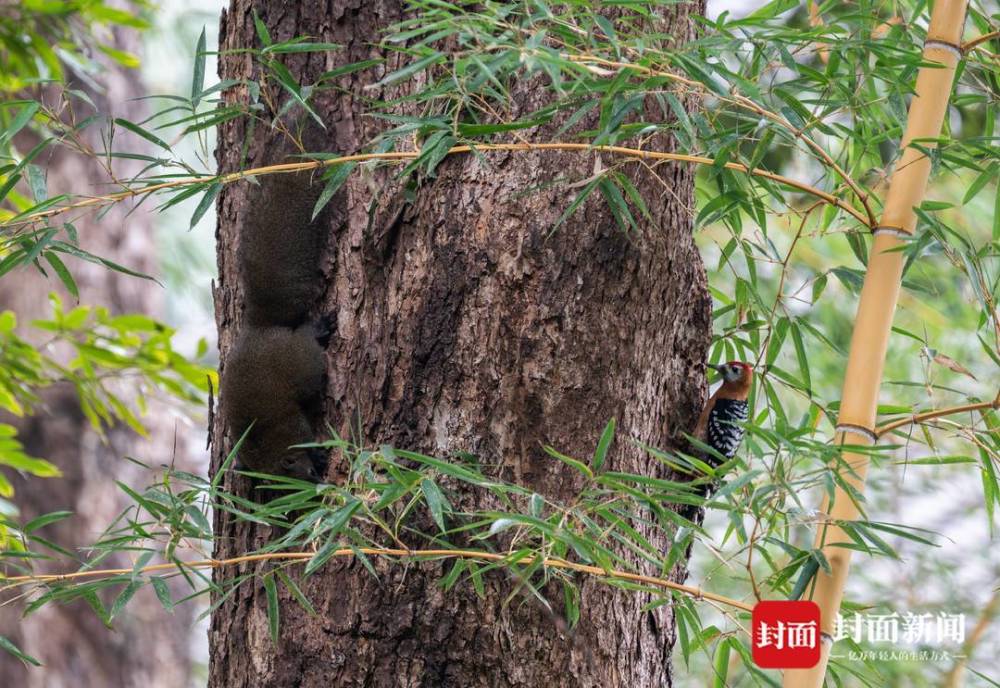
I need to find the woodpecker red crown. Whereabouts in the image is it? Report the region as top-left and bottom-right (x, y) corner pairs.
(709, 361), (753, 386)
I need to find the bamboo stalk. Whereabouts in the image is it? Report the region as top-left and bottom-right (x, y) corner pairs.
(782, 0), (968, 685)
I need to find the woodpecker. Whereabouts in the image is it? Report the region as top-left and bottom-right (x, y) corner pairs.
(695, 361), (753, 461)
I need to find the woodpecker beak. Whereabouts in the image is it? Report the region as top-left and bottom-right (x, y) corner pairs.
(707, 363), (723, 372)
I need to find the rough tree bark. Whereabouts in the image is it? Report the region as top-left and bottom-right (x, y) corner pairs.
(0, 26), (195, 688)
(210, 2), (710, 687)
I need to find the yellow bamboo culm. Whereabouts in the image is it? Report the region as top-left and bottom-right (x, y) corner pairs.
(782, 0), (968, 686)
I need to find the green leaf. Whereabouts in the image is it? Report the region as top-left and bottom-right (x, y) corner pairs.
(276, 570), (316, 616)
(789, 557), (820, 600)
(373, 52), (443, 88)
(420, 133), (456, 177)
(790, 321), (811, 396)
(598, 177), (636, 231)
(543, 446), (593, 479)
(312, 162), (356, 219)
(0, 102), (40, 148)
(0, 137), (53, 205)
(114, 118), (170, 151)
(263, 573), (280, 643)
(25, 164), (46, 202)
(264, 42), (341, 55)
(190, 183), (221, 229)
(420, 477), (450, 532)
(151, 577), (174, 612)
(592, 418), (615, 472)
(253, 10), (272, 47)
(441, 558), (465, 591)
(43, 252), (78, 299)
(563, 581), (580, 629)
(109, 579), (141, 621)
(318, 59), (383, 83)
(0, 635), (41, 666)
(711, 636), (733, 688)
(191, 27), (207, 108)
(552, 177), (600, 233)
(765, 316), (789, 366)
(98, 45), (141, 68)
(994, 180), (1000, 242)
(305, 538), (339, 577)
(87, 5), (150, 28)
(323, 499), (360, 536)
(50, 242), (159, 284)
(456, 118), (548, 137)
(24, 510), (73, 532)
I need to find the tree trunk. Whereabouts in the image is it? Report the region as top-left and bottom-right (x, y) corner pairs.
(210, 2), (710, 687)
(0, 26), (195, 688)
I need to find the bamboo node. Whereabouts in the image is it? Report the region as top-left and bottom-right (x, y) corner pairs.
(872, 225), (913, 238)
(835, 423), (878, 442)
(923, 39), (964, 59)
(820, 632), (835, 646)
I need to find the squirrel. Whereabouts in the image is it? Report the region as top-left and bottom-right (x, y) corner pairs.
(219, 164), (331, 482)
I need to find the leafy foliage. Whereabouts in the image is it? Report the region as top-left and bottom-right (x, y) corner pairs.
(0, 430), (766, 666)
(0, 1), (152, 93)
(0, 0), (214, 527)
(0, 293), (214, 536)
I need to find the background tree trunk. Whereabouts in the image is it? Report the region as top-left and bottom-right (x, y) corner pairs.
(210, 2), (710, 686)
(0, 25), (196, 688)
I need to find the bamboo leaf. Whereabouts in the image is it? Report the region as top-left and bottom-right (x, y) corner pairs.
(0, 636), (41, 666)
(264, 42), (341, 55)
(263, 573), (280, 642)
(789, 558), (819, 600)
(253, 10), (272, 47)
(313, 161), (357, 219)
(276, 570), (316, 616)
(151, 577), (174, 612)
(114, 118), (170, 151)
(372, 52), (443, 88)
(0, 102), (40, 148)
(543, 445), (593, 479)
(24, 510), (73, 532)
(420, 477), (450, 532)
(711, 636), (732, 688)
(190, 182), (221, 229)
(109, 579), (141, 621)
(592, 418), (615, 472)
(191, 27), (207, 108)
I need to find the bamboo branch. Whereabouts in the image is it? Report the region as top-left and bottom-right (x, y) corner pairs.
(783, 0), (969, 685)
(963, 30), (1000, 52)
(1, 141), (871, 230)
(0, 547), (755, 613)
(875, 394), (1000, 437)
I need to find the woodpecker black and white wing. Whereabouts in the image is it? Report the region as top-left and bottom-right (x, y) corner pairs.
(706, 398), (749, 458)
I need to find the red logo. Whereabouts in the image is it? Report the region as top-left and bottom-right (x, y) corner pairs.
(752, 601), (821, 668)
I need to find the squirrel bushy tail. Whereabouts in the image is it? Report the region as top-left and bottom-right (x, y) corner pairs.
(219, 157), (331, 482)
(238, 171), (326, 328)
